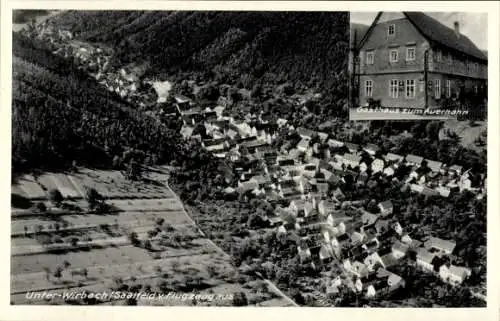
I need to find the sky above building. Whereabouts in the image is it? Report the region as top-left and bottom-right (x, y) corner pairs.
(350, 12), (488, 51)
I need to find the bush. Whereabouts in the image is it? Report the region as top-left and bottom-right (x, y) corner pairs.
(49, 189), (63, 205)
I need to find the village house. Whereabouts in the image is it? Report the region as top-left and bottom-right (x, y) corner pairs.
(416, 248), (436, 272)
(391, 240), (409, 259)
(448, 164), (463, 177)
(361, 211), (379, 226)
(344, 259), (370, 278)
(426, 159), (443, 173)
(405, 154), (424, 167)
(297, 244), (312, 263)
(424, 236), (456, 255)
(355, 12), (487, 109)
(341, 153), (362, 169)
(288, 199), (315, 217)
(439, 264), (472, 286)
(378, 200), (394, 217)
(318, 200), (336, 217)
(363, 251), (384, 271)
(295, 127), (315, 140)
(383, 165), (396, 177)
(435, 185), (451, 197)
(371, 158), (385, 173)
(328, 138), (345, 148)
(363, 143), (380, 156)
(345, 142), (360, 154)
(392, 221), (404, 236)
(384, 153), (404, 164)
(374, 219), (390, 235)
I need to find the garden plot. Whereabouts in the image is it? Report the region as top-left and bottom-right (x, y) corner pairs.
(108, 199), (183, 212)
(11, 185), (27, 198)
(69, 169), (172, 199)
(37, 173), (82, 199)
(14, 175), (47, 199)
(11, 245), (152, 275)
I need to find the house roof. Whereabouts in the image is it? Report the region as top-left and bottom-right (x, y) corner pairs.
(448, 265), (471, 279)
(405, 154), (423, 165)
(358, 12), (487, 61)
(374, 219), (389, 233)
(391, 240), (409, 253)
(449, 164), (463, 172)
(345, 142), (359, 151)
(364, 143), (380, 153)
(361, 211), (379, 226)
(237, 180), (259, 194)
(297, 138), (310, 150)
(343, 153), (362, 163)
(384, 153), (404, 162)
(416, 248), (435, 264)
(424, 237), (456, 253)
(404, 12), (487, 61)
(296, 127), (315, 139)
(327, 138), (345, 147)
(378, 200), (393, 211)
(435, 186), (451, 197)
(380, 254), (399, 268)
(426, 159), (443, 172)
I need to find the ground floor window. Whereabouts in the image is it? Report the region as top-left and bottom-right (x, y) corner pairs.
(405, 79), (415, 99)
(446, 80), (451, 98)
(365, 80), (373, 97)
(434, 79), (441, 99)
(389, 79), (398, 98)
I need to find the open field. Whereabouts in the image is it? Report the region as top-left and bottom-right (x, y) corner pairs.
(11, 167), (290, 306)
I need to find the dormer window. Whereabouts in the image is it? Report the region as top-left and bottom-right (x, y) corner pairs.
(366, 51), (374, 65)
(435, 50), (442, 62)
(389, 49), (399, 63)
(388, 24), (395, 37)
(406, 47), (416, 61)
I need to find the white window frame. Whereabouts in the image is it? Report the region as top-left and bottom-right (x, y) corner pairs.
(434, 79), (441, 99)
(406, 47), (416, 61)
(389, 49), (399, 63)
(365, 80), (373, 97)
(405, 79), (416, 99)
(389, 79), (399, 98)
(435, 50), (442, 62)
(446, 80), (452, 98)
(366, 51), (374, 65)
(388, 24), (395, 37)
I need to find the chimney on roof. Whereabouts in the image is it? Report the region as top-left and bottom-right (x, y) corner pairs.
(453, 21), (460, 38)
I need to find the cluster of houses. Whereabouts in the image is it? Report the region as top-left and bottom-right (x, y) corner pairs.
(172, 97), (479, 300)
(24, 22), (160, 108)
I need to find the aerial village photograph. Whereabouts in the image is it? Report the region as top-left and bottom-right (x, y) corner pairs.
(9, 9), (487, 308)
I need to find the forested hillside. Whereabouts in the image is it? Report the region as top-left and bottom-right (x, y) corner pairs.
(47, 11), (349, 109)
(12, 32), (183, 174)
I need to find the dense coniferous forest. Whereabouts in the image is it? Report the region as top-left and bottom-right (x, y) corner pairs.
(47, 11), (349, 111)
(12, 32), (183, 174)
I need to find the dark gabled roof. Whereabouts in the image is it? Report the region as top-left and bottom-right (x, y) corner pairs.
(404, 12), (487, 61)
(358, 12), (487, 62)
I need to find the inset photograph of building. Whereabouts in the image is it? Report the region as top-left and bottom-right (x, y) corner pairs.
(349, 12), (487, 120)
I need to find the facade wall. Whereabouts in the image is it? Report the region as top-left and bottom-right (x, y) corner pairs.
(359, 17), (430, 75)
(359, 72), (425, 108)
(428, 47), (487, 79)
